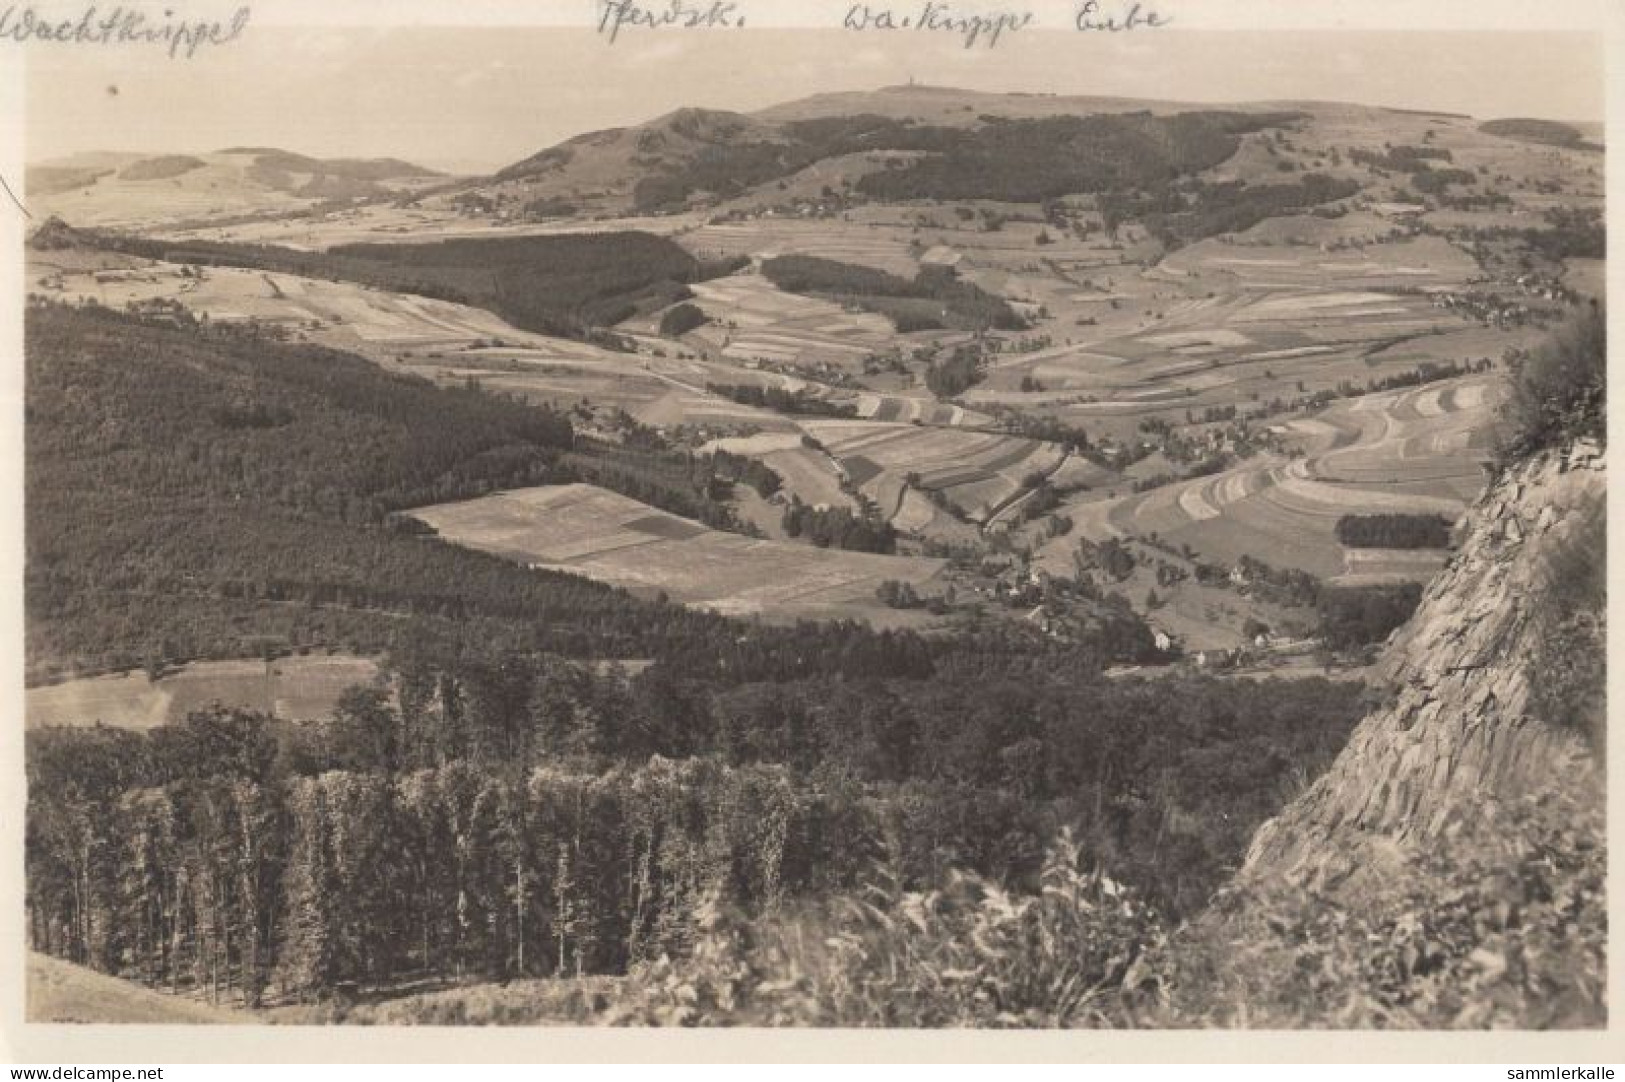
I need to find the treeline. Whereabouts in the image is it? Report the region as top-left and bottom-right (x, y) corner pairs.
(1194, 555), (1419, 649)
(1348, 145), (1477, 194)
(558, 442), (754, 535)
(705, 382), (858, 418)
(1120, 173), (1362, 247)
(1522, 207), (1605, 262)
(1301, 357), (1489, 411)
(1479, 118), (1601, 151)
(81, 230), (744, 339)
(709, 449), (783, 499)
(1348, 144), (1454, 170)
(626, 110), (941, 211)
(781, 500), (897, 553)
(658, 302), (708, 336)
(992, 412), (1096, 455)
(1317, 584), (1425, 651)
(28, 724), (858, 1003)
(27, 646), (1365, 1002)
(1334, 513), (1453, 549)
(761, 256), (1024, 333)
(925, 343), (986, 398)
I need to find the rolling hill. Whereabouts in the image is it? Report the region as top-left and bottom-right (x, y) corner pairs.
(440, 88), (1312, 218)
(26, 147), (446, 228)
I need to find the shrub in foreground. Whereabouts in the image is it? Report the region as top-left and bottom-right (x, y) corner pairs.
(580, 789), (1603, 1028)
(1502, 304), (1606, 460)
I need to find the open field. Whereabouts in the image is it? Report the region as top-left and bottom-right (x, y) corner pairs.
(850, 391), (990, 426)
(164, 207), (710, 249)
(26, 656), (382, 730)
(683, 270), (897, 368)
(409, 484), (946, 623)
(702, 433), (857, 511)
(1158, 233), (1478, 291)
(682, 218), (922, 275)
(800, 419), (1067, 526)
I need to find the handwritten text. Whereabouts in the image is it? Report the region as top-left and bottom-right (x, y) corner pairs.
(0, 4), (250, 58)
(1075, 1), (1168, 32)
(597, 0), (744, 43)
(842, 3), (1033, 48)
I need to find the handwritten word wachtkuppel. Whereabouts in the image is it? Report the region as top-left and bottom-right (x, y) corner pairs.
(597, 0), (744, 43)
(0, 4), (250, 58)
(843, 3), (1033, 48)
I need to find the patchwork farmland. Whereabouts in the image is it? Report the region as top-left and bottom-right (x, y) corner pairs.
(799, 419), (1068, 526)
(409, 484), (946, 624)
(24, 253), (806, 429)
(24, 87), (1600, 684)
(681, 271), (896, 371)
(1031, 374), (1499, 584)
(972, 273), (1504, 445)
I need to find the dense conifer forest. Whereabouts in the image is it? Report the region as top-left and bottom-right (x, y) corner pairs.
(26, 651), (1363, 1004)
(80, 231), (744, 339)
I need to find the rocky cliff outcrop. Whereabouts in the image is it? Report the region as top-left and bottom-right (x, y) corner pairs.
(1241, 439), (1606, 896)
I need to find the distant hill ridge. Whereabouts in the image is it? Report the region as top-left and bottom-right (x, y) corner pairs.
(24, 147), (446, 229)
(472, 86), (1322, 217)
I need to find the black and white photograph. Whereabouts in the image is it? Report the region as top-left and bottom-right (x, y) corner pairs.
(4, 0), (1615, 1053)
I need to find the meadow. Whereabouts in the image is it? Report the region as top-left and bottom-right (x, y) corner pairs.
(408, 483), (946, 623)
(26, 656), (381, 730)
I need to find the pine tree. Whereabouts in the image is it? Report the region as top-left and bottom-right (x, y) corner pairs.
(276, 780), (339, 999)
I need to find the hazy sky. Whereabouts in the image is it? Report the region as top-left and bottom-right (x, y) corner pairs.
(24, 26), (1606, 174)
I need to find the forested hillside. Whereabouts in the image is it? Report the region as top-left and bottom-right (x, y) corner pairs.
(489, 106), (1304, 216)
(761, 255), (1024, 332)
(852, 112), (1298, 203)
(24, 302), (937, 681)
(84, 231), (744, 339)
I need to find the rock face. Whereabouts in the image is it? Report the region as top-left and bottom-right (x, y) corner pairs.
(1241, 440), (1605, 895)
